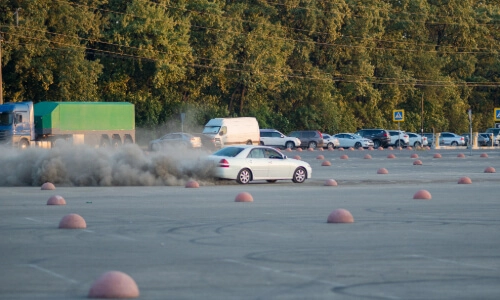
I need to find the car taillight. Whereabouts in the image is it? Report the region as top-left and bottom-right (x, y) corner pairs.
(318, 131), (323, 138)
(218, 159), (229, 168)
(460, 137), (464, 141)
(383, 132), (388, 137)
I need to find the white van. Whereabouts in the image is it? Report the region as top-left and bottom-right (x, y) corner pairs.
(202, 117), (260, 148)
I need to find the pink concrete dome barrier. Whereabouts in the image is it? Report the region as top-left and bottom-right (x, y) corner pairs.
(340, 155), (348, 160)
(480, 153), (488, 158)
(47, 195), (66, 205)
(327, 209), (354, 223)
(458, 177), (472, 184)
(321, 161), (331, 166)
(324, 179), (338, 186)
(59, 214), (86, 229)
(484, 167), (496, 173)
(413, 190), (432, 200)
(235, 192), (253, 202)
(411, 153), (419, 158)
(387, 154), (396, 159)
(293, 155), (301, 160)
(316, 155), (324, 160)
(413, 160), (423, 165)
(185, 180), (200, 188)
(41, 182), (56, 190)
(433, 153), (442, 158)
(88, 271), (139, 298)
(457, 153), (465, 158)
(364, 154), (372, 159)
(296, 148), (303, 152)
(377, 168), (389, 174)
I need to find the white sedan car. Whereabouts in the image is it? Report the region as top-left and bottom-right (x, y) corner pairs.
(207, 145), (312, 184)
(406, 132), (428, 147)
(332, 133), (374, 149)
(322, 134), (340, 149)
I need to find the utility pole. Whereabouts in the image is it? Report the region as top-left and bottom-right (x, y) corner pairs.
(0, 33), (3, 105)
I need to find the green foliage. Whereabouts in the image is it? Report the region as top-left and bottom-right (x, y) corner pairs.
(1, 0), (499, 134)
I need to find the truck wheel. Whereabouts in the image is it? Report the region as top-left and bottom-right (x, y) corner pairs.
(100, 138), (110, 148)
(19, 139), (29, 149)
(112, 138), (122, 148)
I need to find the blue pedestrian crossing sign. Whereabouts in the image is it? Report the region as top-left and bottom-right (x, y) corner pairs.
(393, 109), (404, 122)
(495, 108), (500, 121)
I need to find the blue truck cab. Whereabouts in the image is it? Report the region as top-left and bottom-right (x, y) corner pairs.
(0, 101), (35, 148)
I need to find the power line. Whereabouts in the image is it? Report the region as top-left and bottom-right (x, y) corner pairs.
(4, 30), (499, 88)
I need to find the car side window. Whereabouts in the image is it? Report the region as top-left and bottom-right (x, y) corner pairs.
(249, 149), (265, 158)
(265, 149), (282, 159)
(289, 132), (299, 138)
(271, 132), (281, 138)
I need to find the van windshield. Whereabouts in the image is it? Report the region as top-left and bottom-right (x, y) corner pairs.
(202, 126), (220, 134)
(0, 112), (13, 126)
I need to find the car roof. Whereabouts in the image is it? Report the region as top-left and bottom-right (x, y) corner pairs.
(260, 129), (279, 132)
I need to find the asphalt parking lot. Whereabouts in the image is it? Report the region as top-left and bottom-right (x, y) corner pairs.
(1, 146), (500, 299)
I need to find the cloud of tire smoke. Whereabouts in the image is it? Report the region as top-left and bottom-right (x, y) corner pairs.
(0, 144), (215, 187)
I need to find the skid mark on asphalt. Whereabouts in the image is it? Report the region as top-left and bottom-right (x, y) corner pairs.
(25, 264), (79, 284)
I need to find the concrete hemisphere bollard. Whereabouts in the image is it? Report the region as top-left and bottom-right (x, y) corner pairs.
(484, 166), (496, 173)
(41, 182), (56, 190)
(235, 192), (253, 202)
(185, 180), (200, 188)
(377, 168), (389, 174)
(321, 160), (331, 166)
(59, 214), (86, 229)
(327, 209), (354, 223)
(480, 153), (489, 158)
(88, 271), (140, 298)
(457, 153), (465, 158)
(413, 190), (432, 200)
(340, 154), (349, 160)
(316, 155), (325, 160)
(458, 177), (472, 184)
(324, 179), (338, 186)
(293, 155), (301, 160)
(387, 154), (396, 159)
(411, 153), (419, 158)
(364, 154), (372, 159)
(413, 159), (423, 165)
(47, 195), (66, 205)
(433, 153), (442, 158)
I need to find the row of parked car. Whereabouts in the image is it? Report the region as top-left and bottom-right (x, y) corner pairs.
(148, 128), (499, 152)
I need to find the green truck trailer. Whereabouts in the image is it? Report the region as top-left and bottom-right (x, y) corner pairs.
(0, 101), (135, 148)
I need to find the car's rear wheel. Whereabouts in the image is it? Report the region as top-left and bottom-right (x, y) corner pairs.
(237, 168), (252, 184)
(308, 141), (317, 149)
(451, 141), (458, 146)
(266, 180), (277, 183)
(395, 140), (403, 148)
(292, 167), (307, 183)
(354, 142), (362, 149)
(373, 140), (381, 148)
(285, 141), (294, 149)
(414, 141), (421, 148)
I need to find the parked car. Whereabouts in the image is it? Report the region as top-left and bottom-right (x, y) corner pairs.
(406, 132), (428, 148)
(206, 145), (312, 184)
(332, 133), (374, 149)
(288, 130), (324, 149)
(423, 133), (435, 147)
(387, 130), (410, 147)
(485, 128), (500, 145)
(439, 132), (465, 146)
(465, 133), (499, 146)
(149, 132), (202, 151)
(259, 129), (301, 149)
(354, 129), (391, 148)
(322, 133), (340, 149)
(192, 133), (217, 151)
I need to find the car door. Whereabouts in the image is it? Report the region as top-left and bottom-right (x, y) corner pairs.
(246, 148), (269, 179)
(265, 148), (291, 178)
(440, 133), (452, 145)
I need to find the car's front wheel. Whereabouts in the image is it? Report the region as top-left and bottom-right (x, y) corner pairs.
(414, 141), (421, 148)
(237, 168), (252, 184)
(292, 167), (307, 183)
(354, 142), (362, 149)
(308, 141), (317, 149)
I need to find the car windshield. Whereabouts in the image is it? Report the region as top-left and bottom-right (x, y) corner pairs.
(212, 147), (245, 157)
(0, 112), (13, 126)
(202, 126), (221, 134)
